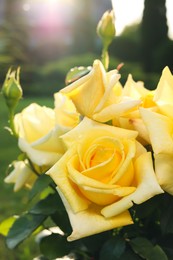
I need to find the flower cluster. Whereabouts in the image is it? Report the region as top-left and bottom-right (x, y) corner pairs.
(4, 59), (173, 243)
(1, 7), (173, 259)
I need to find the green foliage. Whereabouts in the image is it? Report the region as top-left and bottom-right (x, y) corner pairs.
(129, 237), (168, 260)
(99, 236), (126, 260)
(6, 213), (46, 249)
(141, 0), (168, 72)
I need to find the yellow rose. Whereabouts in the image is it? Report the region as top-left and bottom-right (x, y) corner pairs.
(47, 117), (163, 241)
(4, 160), (37, 192)
(140, 108), (173, 195)
(108, 74), (157, 145)
(61, 60), (140, 121)
(15, 94), (79, 167)
(139, 67), (173, 195)
(54, 92), (79, 128)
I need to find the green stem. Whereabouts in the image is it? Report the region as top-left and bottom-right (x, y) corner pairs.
(9, 108), (18, 137)
(101, 43), (109, 71)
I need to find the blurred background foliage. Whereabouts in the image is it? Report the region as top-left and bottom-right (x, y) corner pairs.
(0, 0), (173, 96)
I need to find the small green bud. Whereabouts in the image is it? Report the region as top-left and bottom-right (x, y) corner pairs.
(97, 10), (116, 47)
(2, 68), (23, 110)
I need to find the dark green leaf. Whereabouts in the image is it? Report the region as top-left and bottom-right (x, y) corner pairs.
(160, 194), (173, 234)
(6, 213), (46, 249)
(65, 66), (91, 85)
(51, 209), (71, 234)
(29, 174), (52, 200)
(129, 237), (153, 259)
(149, 245), (168, 260)
(81, 231), (110, 255)
(99, 237), (126, 260)
(159, 234), (173, 259)
(40, 233), (70, 258)
(119, 247), (142, 260)
(30, 193), (63, 215)
(129, 237), (168, 260)
(133, 195), (161, 219)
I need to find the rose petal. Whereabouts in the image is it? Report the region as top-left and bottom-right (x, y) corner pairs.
(93, 99), (141, 122)
(155, 153), (173, 195)
(61, 60), (106, 117)
(101, 152), (163, 218)
(62, 117), (138, 148)
(46, 147), (90, 213)
(140, 108), (173, 154)
(154, 66), (173, 105)
(57, 190), (133, 241)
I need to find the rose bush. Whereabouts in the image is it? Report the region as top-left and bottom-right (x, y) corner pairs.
(47, 117), (163, 241)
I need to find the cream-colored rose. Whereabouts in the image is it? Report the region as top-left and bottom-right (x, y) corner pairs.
(47, 117), (163, 241)
(15, 94), (79, 167)
(61, 60), (140, 121)
(4, 160), (37, 192)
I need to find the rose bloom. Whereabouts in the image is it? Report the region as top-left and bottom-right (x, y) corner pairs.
(4, 160), (37, 192)
(113, 74), (156, 144)
(139, 67), (173, 195)
(47, 117), (163, 241)
(61, 59), (140, 121)
(14, 93), (79, 167)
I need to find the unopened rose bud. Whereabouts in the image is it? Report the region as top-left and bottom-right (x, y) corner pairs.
(2, 68), (23, 110)
(97, 10), (116, 47)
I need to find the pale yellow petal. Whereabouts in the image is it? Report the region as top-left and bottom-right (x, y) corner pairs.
(46, 147), (90, 213)
(61, 60), (106, 117)
(14, 103), (55, 142)
(119, 117), (150, 144)
(32, 126), (66, 153)
(155, 153), (173, 195)
(4, 160), (36, 192)
(54, 92), (79, 127)
(140, 108), (173, 154)
(93, 99), (141, 122)
(57, 190), (133, 241)
(19, 138), (63, 166)
(123, 74), (145, 99)
(101, 152), (163, 218)
(154, 66), (173, 104)
(62, 117), (138, 148)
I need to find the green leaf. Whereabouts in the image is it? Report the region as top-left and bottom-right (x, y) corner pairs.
(6, 213), (46, 249)
(149, 245), (168, 260)
(40, 233), (70, 259)
(130, 237), (153, 259)
(29, 174), (52, 200)
(51, 209), (71, 234)
(29, 193), (63, 215)
(160, 194), (173, 234)
(129, 237), (168, 260)
(99, 237), (126, 260)
(65, 66), (91, 85)
(119, 248), (141, 260)
(134, 195), (161, 219)
(0, 216), (18, 236)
